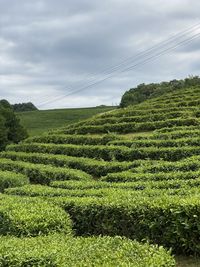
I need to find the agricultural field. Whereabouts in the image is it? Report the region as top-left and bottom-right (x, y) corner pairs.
(17, 106), (115, 136)
(1, 86), (200, 265)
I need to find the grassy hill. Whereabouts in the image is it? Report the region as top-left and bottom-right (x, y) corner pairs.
(0, 86), (200, 265)
(17, 106), (116, 136)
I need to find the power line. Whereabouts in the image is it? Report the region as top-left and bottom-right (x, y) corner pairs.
(38, 22), (200, 106)
(38, 23), (200, 107)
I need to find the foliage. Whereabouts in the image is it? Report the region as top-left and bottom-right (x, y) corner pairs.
(17, 106), (116, 136)
(12, 102), (38, 112)
(0, 158), (92, 184)
(0, 234), (175, 267)
(0, 99), (28, 151)
(0, 195), (72, 236)
(120, 76), (200, 107)
(0, 170), (29, 192)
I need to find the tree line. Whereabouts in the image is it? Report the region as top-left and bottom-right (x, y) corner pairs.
(12, 102), (38, 112)
(0, 100), (28, 151)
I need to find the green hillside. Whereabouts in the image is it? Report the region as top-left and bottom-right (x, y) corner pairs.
(0, 85), (200, 265)
(120, 76), (200, 107)
(17, 106), (116, 136)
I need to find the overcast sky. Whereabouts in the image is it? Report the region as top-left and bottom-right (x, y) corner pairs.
(0, 0), (200, 109)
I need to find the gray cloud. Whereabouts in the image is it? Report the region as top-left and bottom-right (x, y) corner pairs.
(0, 0), (200, 108)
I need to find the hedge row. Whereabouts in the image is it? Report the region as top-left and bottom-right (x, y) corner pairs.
(136, 156), (200, 173)
(5, 184), (107, 198)
(61, 118), (199, 134)
(0, 234), (175, 267)
(99, 106), (197, 118)
(0, 158), (92, 184)
(0, 195), (72, 237)
(6, 142), (200, 161)
(24, 133), (118, 146)
(82, 111), (192, 126)
(52, 194), (200, 254)
(103, 170), (200, 182)
(0, 151), (137, 177)
(109, 137), (200, 148)
(50, 179), (200, 192)
(152, 129), (200, 140)
(0, 170), (29, 192)
(155, 125), (200, 133)
(6, 178), (200, 198)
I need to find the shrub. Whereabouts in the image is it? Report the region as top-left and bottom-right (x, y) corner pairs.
(0, 195), (72, 237)
(0, 158), (91, 184)
(0, 170), (29, 192)
(0, 234), (175, 267)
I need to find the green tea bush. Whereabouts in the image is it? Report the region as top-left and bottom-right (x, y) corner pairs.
(0, 195), (72, 236)
(0, 151), (136, 177)
(24, 133), (117, 145)
(0, 170), (29, 192)
(7, 143), (200, 161)
(0, 158), (91, 184)
(58, 118), (200, 134)
(0, 234), (175, 267)
(53, 194), (200, 254)
(102, 170), (200, 182)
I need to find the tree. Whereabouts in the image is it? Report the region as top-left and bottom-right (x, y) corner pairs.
(0, 99), (28, 151)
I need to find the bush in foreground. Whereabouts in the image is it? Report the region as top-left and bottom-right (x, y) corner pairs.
(0, 196), (72, 237)
(0, 234), (175, 267)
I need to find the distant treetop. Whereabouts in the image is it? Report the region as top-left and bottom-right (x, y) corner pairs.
(120, 76), (200, 108)
(12, 102), (38, 112)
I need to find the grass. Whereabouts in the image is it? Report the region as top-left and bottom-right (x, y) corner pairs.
(17, 106), (116, 136)
(176, 256), (200, 266)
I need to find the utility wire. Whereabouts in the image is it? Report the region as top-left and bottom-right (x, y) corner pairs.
(38, 24), (200, 107)
(38, 22), (200, 106)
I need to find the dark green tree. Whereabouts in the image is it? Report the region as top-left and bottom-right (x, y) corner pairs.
(0, 99), (28, 151)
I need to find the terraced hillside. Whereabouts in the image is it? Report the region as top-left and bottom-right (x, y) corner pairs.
(0, 86), (200, 265)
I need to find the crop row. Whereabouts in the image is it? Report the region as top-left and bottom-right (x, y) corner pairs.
(0, 195), (72, 237)
(134, 156), (200, 174)
(25, 133), (117, 145)
(58, 118), (200, 134)
(0, 158), (92, 184)
(103, 170), (200, 182)
(0, 169), (29, 192)
(0, 234), (174, 267)
(6, 178), (200, 198)
(0, 151), (137, 177)
(48, 193), (200, 254)
(108, 136), (200, 148)
(82, 111), (194, 126)
(99, 106), (198, 119)
(6, 142), (200, 161)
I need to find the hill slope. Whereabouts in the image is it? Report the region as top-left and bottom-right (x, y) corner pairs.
(0, 86), (200, 265)
(17, 106), (116, 136)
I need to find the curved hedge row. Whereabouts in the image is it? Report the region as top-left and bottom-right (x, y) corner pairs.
(52, 194), (200, 254)
(7, 143), (200, 161)
(102, 170), (200, 182)
(24, 133), (117, 145)
(0, 195), (72, 237)
(0, 151), (137, 177)
(82, 111), (192, 126)
(0, 234), (175, 267)
(109, 137), (200, 148)
(0, 170), (29, 192)
(59, 118), (200, 134)
(0, 158), (92, 184)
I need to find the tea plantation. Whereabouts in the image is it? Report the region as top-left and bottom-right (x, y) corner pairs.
(1, 86), (200, 265)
